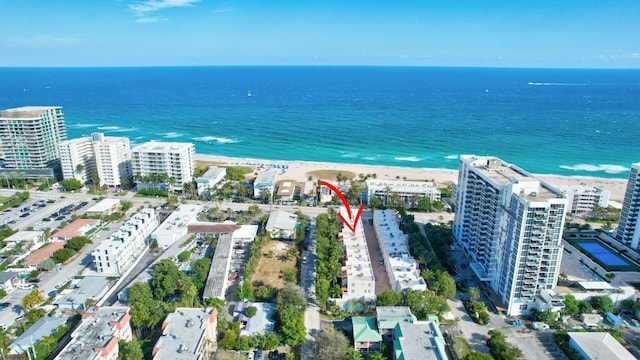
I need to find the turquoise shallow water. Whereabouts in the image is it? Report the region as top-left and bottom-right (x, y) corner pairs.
(1, 66), (639, 178)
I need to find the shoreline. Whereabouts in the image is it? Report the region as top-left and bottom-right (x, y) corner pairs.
(194, 154), (629, 202)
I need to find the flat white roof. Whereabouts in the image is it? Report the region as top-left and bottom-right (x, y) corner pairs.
(3, 231), (43, 242)
(152, 204), (202, 239)
(578, 281), (615, 291)
(86, 198), (121, 213)
(568, 332), (635, 360)
(232, 225), (258, 241)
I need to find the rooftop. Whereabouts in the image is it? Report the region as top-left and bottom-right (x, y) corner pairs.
(461, 155), (564, 201)
(3, 230), (43, 243)
(352, 316), (382, 343)
(85, 199), (121, 213)
(265, 210), (297, 231)
(154, 308), (218, 360)
(53, 219), (99, 238)
(568, 331), (635, 360)
(366, 179), (439, 193)
(153, 204), (202, 239)
(0, 271), (18, 283)
(23, 242), (65, 266)
(241, 302), (276, 336)
(0, 106), (61, 118)
(132, 141), (194, 153)
(578, 281), (615, 291)
(203, 233), (233, 299)
(254, 170), (276, 185)
(55, 307), (130, 360)
(196, 166), (226, 182)
(54, 277), (109, 309)
(394, 318), (446, 360)
(9, 316), (69, 354)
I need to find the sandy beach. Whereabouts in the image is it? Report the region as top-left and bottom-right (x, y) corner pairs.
(195, 154), (629, 202)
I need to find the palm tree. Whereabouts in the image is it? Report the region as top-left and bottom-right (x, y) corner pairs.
(367, 352), (385, 360)
(344, 349), (364, 360)
(21, 289), (45, 310)
(75, 164), (85, 181)
(468, 287), (481, 302)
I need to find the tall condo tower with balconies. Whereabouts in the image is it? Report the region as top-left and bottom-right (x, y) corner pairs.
(131, 141), (195, 191)
(0, 106), (67, 178)
(453, 155), (567, 316)
(616, 163), (640, 250)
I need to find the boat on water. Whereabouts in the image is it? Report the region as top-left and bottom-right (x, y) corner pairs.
(247, 91), (253, 97)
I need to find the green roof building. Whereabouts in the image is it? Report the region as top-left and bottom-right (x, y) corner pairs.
(352, 316), (382, 354)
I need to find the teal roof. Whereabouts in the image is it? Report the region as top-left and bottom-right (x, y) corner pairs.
(352, 316), (382, 343)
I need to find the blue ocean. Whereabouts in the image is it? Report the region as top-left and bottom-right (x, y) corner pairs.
(1, 66), (638, 179)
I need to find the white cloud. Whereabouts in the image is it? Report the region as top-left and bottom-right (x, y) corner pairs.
(136, 16), (169, 23)
(5, 34), (78, 48)
(130, 0), (200, 16)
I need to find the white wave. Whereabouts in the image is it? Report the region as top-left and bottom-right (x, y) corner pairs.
(444, 154), (459, 160)
(559, 164), (629, 174)
(97, 126), (120, 130)
(527, 82), (584, 86)
(134, 136), (144, 140)
(192, 136), (238, 144)
(161, 132), (184, 139)
(340, 153), (358, 158)
(67, 123), (102, 128)
(394, 156), (422, 162)
(362, 156), (378, 160)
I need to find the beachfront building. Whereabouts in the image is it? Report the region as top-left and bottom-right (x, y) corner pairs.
(616, 162), (640, 250)
(54, 306), (132, 360)
(453, 155), (568, 316)
(337, 206), (376, 307)
(276, 180), (296, 201)
(253, 169), (277, 199)
(131, 141), (195, 191)
(372, 210), (426, 292)
(59, 133), (132, 187)
(0, 106), (67, 178)
(153, 308), (218, 359)
(556, 184), (610, 216)
(59, 137), (95, 184)
(365, 179), (441, 207)
(265, 210), (298, 239)
(92, 209), (158, 275)
(195, 166), (226, 196)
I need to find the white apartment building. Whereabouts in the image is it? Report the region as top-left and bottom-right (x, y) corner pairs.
(195, 166), (226, 195)
(556, 184), (610, 216)
(153, 308), (218, 359)
(59, 133), (132, 187)
(92, 133), (132, 187)
(132, 141), (195, 191)
(338, 206), (376, 306)
(365, 179), (441, 206)
(55, 306), (132, 360)
(254, 169), (276, 198)
(93, 209), (158, 275)
(0, 106), (67, 177)
(454, 155), (567, 316)
(59, 137), (95, 183)
(372, 210), (426, 293)
(616, 163), (640, 250)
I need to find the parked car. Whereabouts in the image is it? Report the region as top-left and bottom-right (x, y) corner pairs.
(511, 320), (523, 326)
(532, 322), (550, 330)
(47, 290), (58, 297)
(18, 284), (36, 290)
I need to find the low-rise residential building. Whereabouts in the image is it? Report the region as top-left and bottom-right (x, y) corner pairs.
(0, 271), (20, 291)
(235, 302), (276, 337)
(276, 181), (296, 201)
(556, 184), (610, 216)
(1, 231), (45, 259)
(568, 332), (635, 360)
(52, 219), (99, 241)
(318, 181), (334, 203)
(23, 241), (65, 267)
(9, 316), (69, 355)
(337, 206), (375, 306)
(85, 198), (121, 215)
(54, 277), (110, 310)
(152, 204), (201, 249)
(55, 306), (132, 360)
(265, 210), (297, 239)
(195, 166), (226, 195)
(352, 316), (382, 354)
(558, 281), (636, 304)
(253, 169), (276, 198)
(93, 209), (158, 275)
(376, 307), (417, 338)
(365, 179), (441, 206)
(372, 210), (426, 293)
(299, 180), (316, 203)
(153, 308), (218, 360)
(391, 315), (447, 360)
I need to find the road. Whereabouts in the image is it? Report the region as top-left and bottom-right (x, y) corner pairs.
(301, 218), (321, 359)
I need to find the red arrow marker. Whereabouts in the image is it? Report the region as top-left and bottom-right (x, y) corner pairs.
(319, 180), (365, 233)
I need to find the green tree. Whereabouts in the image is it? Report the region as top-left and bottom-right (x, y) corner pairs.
(344, 349), (364, 360)
(151, 259), (184, 300)
(128, 282), (165, 338)
(245, 306), (257, 318)
(118, 340), (144, 360)
(577, 300), (593, 314)
(464, 351), (494, 360)
(61, 178), (83, 191)
(276, 284), (307, 312)
(281, 267), (298, 284)
(486, 330), (522, 360)
(432, 270), (456, 298)
(180, 278), (198, 307)
(590, 296), (614, 314)
(38, 258), (56, 271)
(368, 196), (384, 209)
(311, 325), (350, 360)
(468, 287), (481, 302)
(218, 328), (238, 350)
(260, 331), (280, 350)
(21, 289), (45, 310)
(189, 257), (211, 283)
(67, 236), (91, 251)
(177, 250), (190, 262)
(377, 289), (403, 306)
(52, 248), (76, 263)
(563, 294), (579, 316)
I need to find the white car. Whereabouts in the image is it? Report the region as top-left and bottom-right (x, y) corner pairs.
(18, 284), (36, 290)
(532, 322), (550, 330)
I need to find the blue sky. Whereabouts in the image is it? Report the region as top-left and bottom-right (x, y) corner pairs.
(1, 0), (639, 68)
